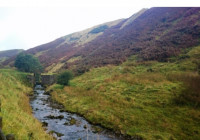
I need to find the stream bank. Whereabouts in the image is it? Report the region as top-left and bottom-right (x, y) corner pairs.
(30, 85), (122, 140)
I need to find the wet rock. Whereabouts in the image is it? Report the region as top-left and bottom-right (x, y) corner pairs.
(91, 126), (103, 133)
(44, 91), (50, 95)
(57, 115), (64, 119)
(55, 132), (64, 137)
(63, 118), (77, 126)
(41, 98), (46, 101)
(34, 91), (38, 94)
(63, 121), (70, 125)
(45, 115), (55, 119)
(75, 120), (81, 127)
(49, 131), (64, 137)
(46, 115), (64, 120)
(59, 109), (65, 112)
(69, 118), (77, 125)
(6, 134), (15, 140)
(83, 124), (87, 129)
(42, 121), (48, 127)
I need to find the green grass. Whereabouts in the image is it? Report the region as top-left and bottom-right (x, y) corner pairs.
(48, 46), (200, 139)
(0, 69), (53, 140)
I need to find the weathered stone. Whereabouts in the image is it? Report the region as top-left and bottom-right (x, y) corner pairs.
(83, 124), (87, 129)
(45, 115), (64, 120)
(59, 109), (65, 112)
(41, 75), (57, 86)
(0, 129), (6, 140)
(69, 118), (77, 125)
(91, 126), (103, 133)
(48, 130), (64, 137)
(42, 121), (48, 127)
(44, 91), (50, 95)
(27, 74), (57, 86)
(6, 134), (15, 140)
(63, 121), (70, 126)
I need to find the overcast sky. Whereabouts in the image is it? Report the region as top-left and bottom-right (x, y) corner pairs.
(0, 0), (200, 51)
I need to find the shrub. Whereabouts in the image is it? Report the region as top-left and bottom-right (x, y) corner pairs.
(57, 71), (73, 86)
(14, 53), (43, 73)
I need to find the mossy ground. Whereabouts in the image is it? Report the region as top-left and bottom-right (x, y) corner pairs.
(48, 46), (200, 140)
(0, 69), (53, 140)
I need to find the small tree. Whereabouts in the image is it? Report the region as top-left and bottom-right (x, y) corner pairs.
(15, 53), (43, 73)
(57, 71), (73, 85)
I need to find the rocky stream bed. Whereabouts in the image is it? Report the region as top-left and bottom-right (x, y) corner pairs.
(30, 85), (123, 140)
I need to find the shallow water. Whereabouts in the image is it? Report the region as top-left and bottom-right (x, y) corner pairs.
(30, 85), (121, 140)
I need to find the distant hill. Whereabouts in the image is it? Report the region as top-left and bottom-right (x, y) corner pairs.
(0, 49), (24, 63)
(3, 7), (200, 74)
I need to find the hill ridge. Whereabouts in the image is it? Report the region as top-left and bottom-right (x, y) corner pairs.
(3, 7), (200, 74)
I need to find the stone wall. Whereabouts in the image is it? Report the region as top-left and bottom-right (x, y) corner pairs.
(26, 74), (57, 86)
(41, 74), (57, 86)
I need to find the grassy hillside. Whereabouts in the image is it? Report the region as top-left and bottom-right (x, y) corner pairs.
(48, 45), (200, 139)
(0, 69), (53, 140)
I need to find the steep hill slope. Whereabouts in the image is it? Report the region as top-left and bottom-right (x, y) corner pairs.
(73, 7), (200, 72)
(3, 7), (200, 74)
(26, 19), (125, 73)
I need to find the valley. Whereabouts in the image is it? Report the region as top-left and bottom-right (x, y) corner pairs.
(0, 7), (200, 140)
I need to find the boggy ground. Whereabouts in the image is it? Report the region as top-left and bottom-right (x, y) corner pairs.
(48, 46), (200, 140)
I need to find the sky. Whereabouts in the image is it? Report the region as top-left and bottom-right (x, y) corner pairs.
(0, 0), (200, 51)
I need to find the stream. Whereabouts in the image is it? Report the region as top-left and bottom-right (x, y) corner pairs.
(30, 85), (122, 140)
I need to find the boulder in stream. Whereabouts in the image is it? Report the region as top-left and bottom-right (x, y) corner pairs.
(45, 115), (64, 120)
(49, 130), (64, 137)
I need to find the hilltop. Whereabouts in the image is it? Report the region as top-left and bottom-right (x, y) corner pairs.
(0, 49), (23, 64)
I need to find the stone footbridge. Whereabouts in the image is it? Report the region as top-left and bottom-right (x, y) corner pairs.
(27, 73), (57, 86)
